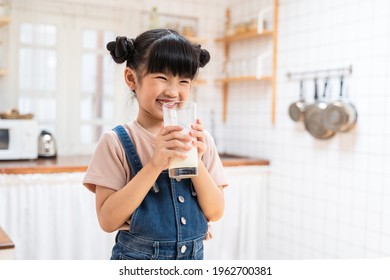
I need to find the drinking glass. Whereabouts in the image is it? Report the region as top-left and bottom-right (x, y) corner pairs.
(162, 101), (198, 179)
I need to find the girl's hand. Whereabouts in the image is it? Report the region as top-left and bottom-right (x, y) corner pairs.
(151, 125), (192, 171)
(190, 119), (207, 160)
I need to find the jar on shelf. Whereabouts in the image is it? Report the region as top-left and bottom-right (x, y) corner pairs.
(257, 6), (274, 32)
(246, 18), (258, 32)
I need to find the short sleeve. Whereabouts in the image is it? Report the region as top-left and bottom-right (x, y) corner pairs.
(83, 131), (131, 193)
(202, 131), (229, 188)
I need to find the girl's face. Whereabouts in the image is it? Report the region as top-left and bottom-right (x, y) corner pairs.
(128, 69), (192, 124)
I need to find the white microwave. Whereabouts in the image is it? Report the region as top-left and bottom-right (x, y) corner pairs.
(0, 119), (38, 160)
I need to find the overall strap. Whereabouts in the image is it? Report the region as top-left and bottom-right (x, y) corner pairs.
(112, 125), (143, 175)
(112, 125), (159, 193)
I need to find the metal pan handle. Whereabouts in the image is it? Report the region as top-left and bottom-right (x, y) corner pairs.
(299, 80), (304, 101)
(339, 75), (344, 98)
(322, 77), (329, 99)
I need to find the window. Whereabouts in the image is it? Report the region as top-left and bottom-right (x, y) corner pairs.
(14, 14), (123, 155)
(80, 29), (115, 145)
(18, 23), (57, 134)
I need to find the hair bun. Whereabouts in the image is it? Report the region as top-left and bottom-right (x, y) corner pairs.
(106, 36), (134, 64)
(199, 49), (210, 67)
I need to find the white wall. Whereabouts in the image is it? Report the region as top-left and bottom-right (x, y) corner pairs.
(219, 0), (390, 259)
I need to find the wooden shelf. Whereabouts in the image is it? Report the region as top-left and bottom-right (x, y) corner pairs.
(216, 76), (273, 121)
(0, 226), (15, 250)
(215, 1), (279, 123)
(0, 17), (10, 27)
(215, 30), (273, 43)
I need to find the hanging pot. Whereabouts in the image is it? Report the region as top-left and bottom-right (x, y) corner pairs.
(303, 78), (335, 140)
(323, 76), (357, 132)
(288, 80), (306, 122)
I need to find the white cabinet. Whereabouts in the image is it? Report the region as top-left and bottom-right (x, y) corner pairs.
(0, 173), (115, 260)
(0, 247), (14, 260)
(205, 166), (269, 259)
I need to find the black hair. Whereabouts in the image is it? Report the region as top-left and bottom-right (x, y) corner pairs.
(106, 29), (210, 80)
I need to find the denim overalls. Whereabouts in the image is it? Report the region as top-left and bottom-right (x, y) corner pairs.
(110, 125), (208, 260)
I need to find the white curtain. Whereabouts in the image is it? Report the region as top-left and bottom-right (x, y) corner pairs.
(204, 166), (269, 260)
(0, 166), (268, 260)
(0, 173), (115, 260)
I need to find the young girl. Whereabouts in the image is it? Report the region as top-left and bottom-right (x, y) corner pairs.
(83, 29), (227, 260)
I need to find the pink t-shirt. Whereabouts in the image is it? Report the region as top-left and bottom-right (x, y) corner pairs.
(83, 120), (228, 193)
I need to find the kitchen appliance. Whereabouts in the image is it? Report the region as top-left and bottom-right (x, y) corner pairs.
(303, 78), (335, 139)
(0, 119), (38, 160)
(323, 75), (358, 132)
(288, 80), (306, 122)
(38, 130), (57, 158)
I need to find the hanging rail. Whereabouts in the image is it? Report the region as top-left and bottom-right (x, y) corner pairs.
(286, 65), (352, 80)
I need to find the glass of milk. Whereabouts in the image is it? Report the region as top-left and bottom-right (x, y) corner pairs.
(162, 101), (198, 179)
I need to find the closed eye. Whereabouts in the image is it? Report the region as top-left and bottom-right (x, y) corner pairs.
(156, 75), (167, 81)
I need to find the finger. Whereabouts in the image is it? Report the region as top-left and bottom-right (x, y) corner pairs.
(160, 125), (184, 136)
(165, 139), (193, 151)
(163, 131), (193, 142)
(190, 129), (205, 141)
(163, 149), (188, 160)
(191, 122), (203, 131)
(192, 140), (207, 152)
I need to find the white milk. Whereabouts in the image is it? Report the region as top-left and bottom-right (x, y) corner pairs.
(169, 145), (198, 169)
(168, 128), (198, 179)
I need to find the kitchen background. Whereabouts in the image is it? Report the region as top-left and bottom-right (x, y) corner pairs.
(1, 0), (390, 259)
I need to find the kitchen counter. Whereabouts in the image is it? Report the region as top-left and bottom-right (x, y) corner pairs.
(218, 154), (270, 167)
(0, 156), (91, 174)
(0, 154), (269, 174)
(0, 226), (14, 250)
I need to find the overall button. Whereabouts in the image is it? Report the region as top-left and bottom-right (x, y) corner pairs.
(180, 245), (187, 254)
(181, 217), (187, 225)
(178, 196), (185, 203)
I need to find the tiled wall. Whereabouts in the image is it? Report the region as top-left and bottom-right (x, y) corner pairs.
(217, 0), (390, 259)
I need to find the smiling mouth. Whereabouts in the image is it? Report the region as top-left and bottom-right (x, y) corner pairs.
(156, 99), (177, 105)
